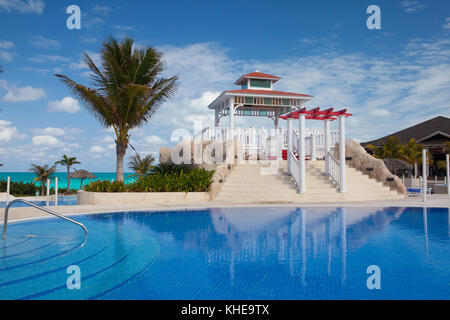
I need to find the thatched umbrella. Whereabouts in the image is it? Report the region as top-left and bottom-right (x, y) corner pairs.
(383, 158), (413, 176)
(70, 170), (97, 189)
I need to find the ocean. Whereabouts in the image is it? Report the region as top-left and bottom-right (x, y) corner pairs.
(0, 172), (136, 191)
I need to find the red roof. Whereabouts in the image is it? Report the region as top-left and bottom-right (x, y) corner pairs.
(243, 72), (280, 79)
(235, 72), (281, 85)
(226, 89), (313, 98)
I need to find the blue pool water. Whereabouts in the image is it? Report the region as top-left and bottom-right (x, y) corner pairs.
(0, 196), (78, 208)
(0, 206), (448, 300)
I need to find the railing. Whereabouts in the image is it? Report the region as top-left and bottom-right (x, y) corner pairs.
(2, 199), (88, 242)
(194, 126), (340, 160)
(327, 152), (342, 191)
(288, 150), (301, 189)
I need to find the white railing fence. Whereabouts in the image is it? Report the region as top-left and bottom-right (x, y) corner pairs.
(196, 127), (339, 161)
(327, 152), (342, 191)
(288, 150), (301, 189)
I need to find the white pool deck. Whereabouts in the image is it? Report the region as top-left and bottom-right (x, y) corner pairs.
(1, 194), (449, 224)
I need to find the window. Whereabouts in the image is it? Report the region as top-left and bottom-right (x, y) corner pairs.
(263, 98), (273, 105)
(245, 97), (253, 104)
(250, 79), (271, 88)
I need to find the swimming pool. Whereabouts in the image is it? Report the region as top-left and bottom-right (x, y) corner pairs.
(0, 206), (448, 300)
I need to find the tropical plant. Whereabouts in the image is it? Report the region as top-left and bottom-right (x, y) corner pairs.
(367, 136), (403, 159)
(128, 153), (155, 179)
(444, 141), (450, 154)
(0, 180), (38, 196)
(29, 164), (57, 195)
(55, 155), (81, 193)
(85, 165), (215, 193)
(55, 36), (177, 182)
(401, 138), (423, 178)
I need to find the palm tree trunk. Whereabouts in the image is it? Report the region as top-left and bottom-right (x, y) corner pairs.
(116, 143), (127, 182)
(67, 167), (70, 193)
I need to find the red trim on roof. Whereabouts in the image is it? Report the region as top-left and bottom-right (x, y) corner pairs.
(243, 72), (280, 79)
(235, 72), (281, 85)
(280, 107), (352, 120)
(226, 89), (313, 98)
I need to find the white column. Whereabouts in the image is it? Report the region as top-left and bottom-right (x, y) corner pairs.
(214, 108), (219, 127)
(422, 149), (427, 202)
(287, 119), (293, 172)
(339, 116), (346, 192)
(447, 154), (450, 198)
(228, 97), (235, 129)
(46, 179), (50, 206)
(324, 120), (330, 175)
(6, 176), (10, 206)
(55, 177), (58, 207)
(311, 133), (316, 160)
(298, 114), (306, 193)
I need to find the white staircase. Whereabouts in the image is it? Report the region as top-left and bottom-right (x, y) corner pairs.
(214, 160), (403, 203)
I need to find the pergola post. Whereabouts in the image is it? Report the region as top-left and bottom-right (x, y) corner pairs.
(339, 115), (346, 193)
(287, 118), (293, 171)
(422, 149), (427, 202)
(311, 133), (316, 160)
(298, 114), (306, 193)
(228, 97), (234, 129)
(446, 154), (449, 198)
(324, 120), (331, 175)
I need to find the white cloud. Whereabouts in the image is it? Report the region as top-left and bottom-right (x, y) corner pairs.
(28, 55), (71, 63)
(0, 51), (14, 62)
(47, 97), (81, 114)
(32, 135), (62, 147)
(92, 5), (112, 15)
(0, 120), (25, 143)
(401, 1), (426, 13)
(82, 37), (99, 44)
(114, 25), (134, 31)
(444, 17), (450, 30)
(33, 127), (65, 136)
(144, 135), (165, 145)
(70, 51), (100, 70)
(90, 145), (105, 153)
(30, 35), (60, 50)
(0, 40), (14, 49)
(0, 80), (46, 102)
(0, 0), (45, 14)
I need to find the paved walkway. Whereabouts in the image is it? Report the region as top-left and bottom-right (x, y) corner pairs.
(1, 194), (448, 224)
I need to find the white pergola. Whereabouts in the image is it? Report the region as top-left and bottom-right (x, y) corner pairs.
(281, 107), (352, 193)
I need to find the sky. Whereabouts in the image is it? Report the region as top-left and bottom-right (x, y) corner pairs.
(0, 0), (449, 171)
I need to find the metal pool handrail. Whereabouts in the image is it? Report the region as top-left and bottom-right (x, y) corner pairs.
(2, 199), (88, 240)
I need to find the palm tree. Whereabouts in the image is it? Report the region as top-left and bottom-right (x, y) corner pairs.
(368, 136), (403, 159)
(30, 164), (57, 195)
(128, 153), (155, 179)
(444, 141), (450, 153)
(55, 155), (81, 193)
(55, 36), (177, 181)
(401, 139), (423, 182)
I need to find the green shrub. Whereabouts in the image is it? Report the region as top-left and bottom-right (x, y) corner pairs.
(0, 180), (38, 196)
(84, 165), (215, 193)
(84, 180), (127, 193)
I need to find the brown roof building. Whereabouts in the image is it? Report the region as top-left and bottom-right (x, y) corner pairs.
(362, 116), (450, 160)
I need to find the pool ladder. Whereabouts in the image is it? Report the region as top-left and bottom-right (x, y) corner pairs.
(2, 199), (88, 240)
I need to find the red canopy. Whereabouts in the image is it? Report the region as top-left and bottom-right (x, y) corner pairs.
(280, 107), (352, 121)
